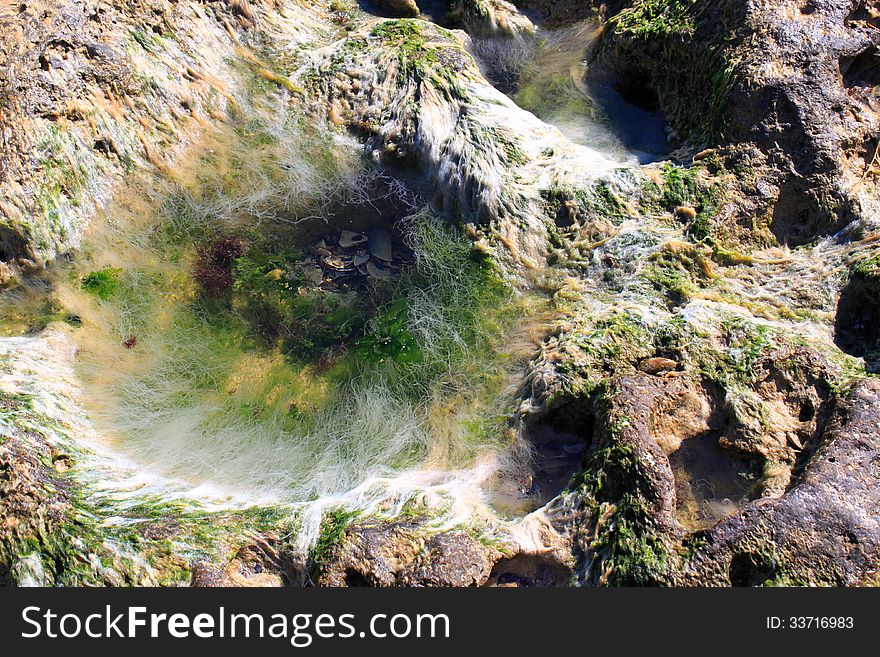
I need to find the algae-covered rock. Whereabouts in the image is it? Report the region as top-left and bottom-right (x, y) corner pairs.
(587, 0), (880, 246)
(298, 18), (619, 264)
(316, 521), (502, 587)
(2, 0), (880, 590)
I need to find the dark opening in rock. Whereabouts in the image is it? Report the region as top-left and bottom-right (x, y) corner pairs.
(842, 45), (880, 90)
(525, 399), (593, 503)
(344, 568), (373, 587)
(587, 73), (671, 164)
(846, 1), (880, 29)
(358, 0), (446, 20)
(487, 398), (593, 518)
(770, 182), (821, 246)
(486, 553), (572, 587)
(613, 75), (660, 113)
(728, 551), (779, 587)
(835, 270), (880, 371)
(0, 227), (29, 265)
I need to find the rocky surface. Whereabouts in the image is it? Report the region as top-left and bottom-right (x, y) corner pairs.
(1, 0), (879, 588)
(586, 0), (880, 246)
(296, 18), (620, 266)
(0, 0), (322, 271)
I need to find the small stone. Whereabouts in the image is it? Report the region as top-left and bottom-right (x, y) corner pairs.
(639, 357), (679, 375)
(323, 255), (353, 271)
(0, 261), (14, 287)
(675, 206), (697, 221)
(375, 0), (419, 17)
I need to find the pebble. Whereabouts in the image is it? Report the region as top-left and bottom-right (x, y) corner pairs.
(639, 357), (679, 375)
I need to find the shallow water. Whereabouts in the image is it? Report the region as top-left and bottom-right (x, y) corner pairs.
(14, 96), (542, 516)
(0, 14), (683, 540)
(473, 21), (671, 164)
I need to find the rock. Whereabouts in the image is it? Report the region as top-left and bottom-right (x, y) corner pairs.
(323, 255), (353, 272)
(0, 261), (14, 287)
(367, 227), (394, 262)
(674, 206), (697, 222)
(366, 261), (395, 281)
(541, 333), (878, 586)
(373, 0), (420, 18)
(589, 0), (880, 246)
(639, 357), (679, 375)
(317, 521), (502, 587)
(677, 379), (880, 586)
(449, 0), (535, 37)
(301, 19), (617, 264)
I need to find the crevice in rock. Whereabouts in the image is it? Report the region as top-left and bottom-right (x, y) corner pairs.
(0, 219), (32, 266)
(835, 269), (880, 371)
(846, 1), (880, 30)
(728, 551), (780, 587)
(488, 397), (594, 517)
(841, 44), (880, 90)
(343, 568), (373, 587)
(485, 553), (571, 587)
(650, 382), (757, 532)
(525, 398), (594, 506)
(770, 181), (821, 246)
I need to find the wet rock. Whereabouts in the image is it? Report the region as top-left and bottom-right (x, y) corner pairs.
(317, 521), (502, 587)
(589, 0), (880, 245)
(0, 262), (15, 287)
(543, 332), (874, 586)
(323, 255), (354, 272)
(449, 0), (535, 36)
(373, 0), (420, 18)
(366, 260), (395, 281)
(639, 357), (679, 376)
(300, 20), (613, 264)
(0, 0), (325, 266)
(191, 534), (306, 587)
(677, 379), (880, 586)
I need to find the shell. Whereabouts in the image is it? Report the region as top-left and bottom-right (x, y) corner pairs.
(339, 230), (369, 249)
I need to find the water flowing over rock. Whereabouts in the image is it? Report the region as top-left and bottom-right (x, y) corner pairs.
(1, 0), (880, 588)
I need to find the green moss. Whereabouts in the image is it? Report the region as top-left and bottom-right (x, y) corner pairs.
(312, 507), (359, 568)
(644, 243), (714, 306)
(641, 164), (725, 240)
(611, 0), (696, 40)
(571, 415), (670, 586)
(370, 20), (439, 79)
(81, 268), (122, 300)
(355, 298), (421, 365)
(556, 310), (653, 394)
(698, 317), (775, 386)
